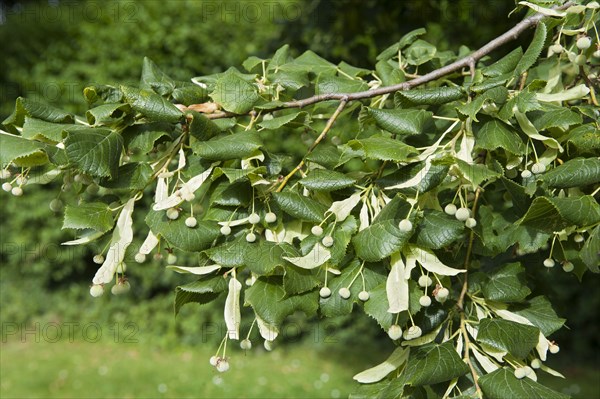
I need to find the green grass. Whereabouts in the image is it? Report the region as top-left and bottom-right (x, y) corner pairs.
(0, 339), (372, 399)
(1, 339), (598, 398)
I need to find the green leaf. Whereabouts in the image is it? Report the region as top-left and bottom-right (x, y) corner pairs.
(477, 319), (539, 359)
(375, 60), (405, 86)
(514, 22), (546, 76)
(518, 195), (600, 233)
(140, 57), (175, 95)
(316, 75), (368, 94)
(348, 137), (418, 162)
(245, 276), (319, 327)
(580, 225), (600, 273)
(319, 260), (387, 317)
(299, 169), (356, 192)
(353, 219), (412, 262)
(174, 275), (228, 316)
(123, 122), (172, 154)
(454, 158), (501, 187)
(414, 210), (465, 250)
(0, 131), (49, 167)
(283, 265), (320, 296)
(258, 111), (308, 130)
(394, 86), (464, 107)
(479, 368), (569, 399)
(475, 119), (525, 155)
(530, 104), (582, 131)
(377, 28), (426, 60)
(244, 241), (295, 275)
(540, 158), (600, 189)
(272, 191), (327, 223)
(99, 162), (153, 190)
(279, 50), (337, 75)
(86, 103), (132, 126)
(146, 210), (220, 252)
(63, 202), (113, 233)
(499, 177), (531, 216)
(3, 97), (74, 128)
(204, 238), (247, 267)
(368, 108), (433, 136)
(187, 110), (221, 142)
(482, 262), (531, 303)
(378, 162), (449, 194)
(191, 131), (262, 160)
(64, 128), (123, 178)
(121, 85), (183, 123)
(405, 39), (437, 66)
(363, 283), (393, 330)
(21, 117), (74, 143)
(482, 47), (523, 77)
(172, 83), (209, 106)
(513, 296), (565, 336)
(210, 69), (260, 113)
(401, 342), (469, 386)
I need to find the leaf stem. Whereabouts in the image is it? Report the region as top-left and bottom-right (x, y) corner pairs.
(275, 98), (348, 192)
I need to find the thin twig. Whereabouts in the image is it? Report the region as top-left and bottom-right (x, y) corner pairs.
(460, 312), (483, 399)
(275, 98), (348, 192)
(204, 3), (571, 119)
(457, 187), (482, 310)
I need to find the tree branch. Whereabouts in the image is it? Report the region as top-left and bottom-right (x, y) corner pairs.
(275, 98), (348, 192)
(204, 2), (571, 119)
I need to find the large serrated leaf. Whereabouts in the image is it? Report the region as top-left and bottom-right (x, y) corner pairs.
(475, 119), (525, 155)
(368, 108), (433, 136)
(210, 69), (260, 113)
(348, 137), (418, 162)
(479, 368), (569, 399)
(245, 276), (319, 327)
(0, 131), (49, 167)
(258, 111), (308, 130)
(512, 296), (565, 336)
(482, 262), (531, 303)
(395, 86), (465, 107)
(146, 210), (220, 252)
(540, 158), (600, 189)
(174, 275), (228, 316)
(64, 128), (123, 178)
(514, 22), (546, 76)
(140, 57), (175, 95)
(272, 191), (327, 223)
(121, 85), (183, 123)
(580, 225), (599, 273)
(99, 162), (153, 190)
(3, 97), (74, 128)
(299, 169), (355, 191)
(63, 203), (114, 233)
(191, 131), (262, 160)
(401, 342), (469, 386)
(518, 195), (600, 233)
(415, 210), (465, 249)
(353, 219), (413, 262)
(477, 319), (539, 359)
(482, 47), (523, 77)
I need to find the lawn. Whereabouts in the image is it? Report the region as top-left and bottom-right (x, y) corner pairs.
(0, 339), (372, 399)
(1, 339), (598, 398)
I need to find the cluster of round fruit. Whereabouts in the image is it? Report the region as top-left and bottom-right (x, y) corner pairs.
(387, 324), (423, 341)
(1, 172), (26, 196)
(319, 285), (370, 301)
(209, 356), (230, 373)
(444, 204), (477, 228)
(310, 225), (334, 247)
(549, 34), (600, 65)
(89, 279), (130, 297)
(218, 212), (278, 243)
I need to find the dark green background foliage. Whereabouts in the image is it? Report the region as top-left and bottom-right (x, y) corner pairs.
(0, 0), (597, 391)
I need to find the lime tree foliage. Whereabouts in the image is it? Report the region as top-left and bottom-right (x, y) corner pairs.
(1, 1), (599, 397)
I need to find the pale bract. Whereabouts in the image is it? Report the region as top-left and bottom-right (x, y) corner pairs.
(224, 277), (242, 340)
(92, 198), (135, 284)
(326, 193), (362, 222)
(166, 265), (221, 275)
(283, 243), (331, 269)
(405, 245), (466, 276)
(353, 347), (410, 383)
(153, 165), (215, 211)
(386, 252), (409, 313)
